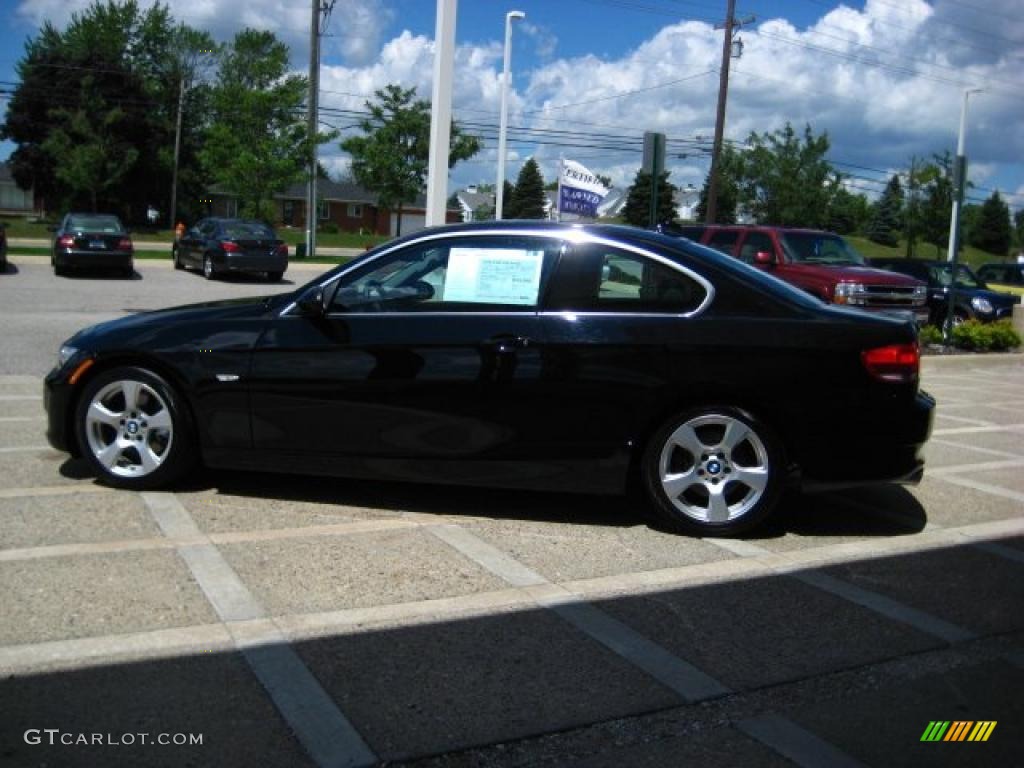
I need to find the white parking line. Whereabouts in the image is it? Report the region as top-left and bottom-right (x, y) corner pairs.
(139, 492), (377, 768)
(428, 523), (731, 702)
(933, 424), (1024, 436)
(0, 395), (42, 401)
(930, 473), (1024, 504)
(0, 445), (51, 453)
(928, 458), (1024, 475)
(931, 438), (1024, 460)
(738, 714), (867, 768)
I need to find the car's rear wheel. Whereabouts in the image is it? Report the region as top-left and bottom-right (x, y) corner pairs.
(173, 247), (183, 270)
(266, 270), (284, 282)
(75, 367), (196, 490)
(642, 406), (783, 536)
(203, 254), (215, 280)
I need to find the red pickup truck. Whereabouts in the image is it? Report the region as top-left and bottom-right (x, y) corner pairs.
(668, 225), (930, 324)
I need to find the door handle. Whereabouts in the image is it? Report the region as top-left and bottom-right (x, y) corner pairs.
(483, 334), (531, 354)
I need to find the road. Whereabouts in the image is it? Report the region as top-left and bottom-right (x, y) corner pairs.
(0, 253), (1022, 767)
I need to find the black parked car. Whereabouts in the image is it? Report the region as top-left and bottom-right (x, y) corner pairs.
(51, 213), (134, 277)
(174, 217), (288, 281)
(976, 262), (1024, 294)
(871, 258), (1019, 325)
(45, 223), (934, 536)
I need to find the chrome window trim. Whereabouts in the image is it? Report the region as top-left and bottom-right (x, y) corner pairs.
(279, 226), (714, 319)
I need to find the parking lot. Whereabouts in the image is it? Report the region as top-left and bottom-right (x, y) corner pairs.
(1, 256), (1022, 767)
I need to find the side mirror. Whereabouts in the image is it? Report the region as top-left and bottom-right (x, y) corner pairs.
(754, 251), (775, 267)
(296, 285), (327, 318)
(412, 279), (435, 301)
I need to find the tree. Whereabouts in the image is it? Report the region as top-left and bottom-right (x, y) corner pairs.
(341, 84), (481, 235)
(826, 187), (869, 235)
(199, 29), (316, 223)
(735, 122), (840, 227)
(500, 180), (518, 219)
(972, 190), (1012, 255)
(0, 1), (209, 219)
(622, 169), (678, 227)
(1014, 209), (1024, 250)
(697, 145), (740, 224)
(512, 158), (546, 219)
(867, 175), (903, 247)
(920, 152), (954, 257)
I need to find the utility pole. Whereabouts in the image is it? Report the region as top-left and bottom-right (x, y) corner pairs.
(306, 0), (322, 260)
(169, 76), (184, 230)
(705, 1), (752, 224)
(426, 0), (458, 227)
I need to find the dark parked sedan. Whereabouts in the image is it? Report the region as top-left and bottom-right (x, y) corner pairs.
(52, 213), (134, 277)
(976, 262), (1024, 296)
(174, 217), (288, 281)
(871, 258), (1019, 325)
(45, 222), (934, 536)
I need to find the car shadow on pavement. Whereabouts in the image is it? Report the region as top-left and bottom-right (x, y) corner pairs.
(1, 262), (18, 275)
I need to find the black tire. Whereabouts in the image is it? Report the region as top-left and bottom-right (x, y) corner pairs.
(203, 254), (216, 280)
(74, 366), (197, 490)
(266, 270), (284, 282)
(173, 247), (183, 270)
(642, 406), (784, 536)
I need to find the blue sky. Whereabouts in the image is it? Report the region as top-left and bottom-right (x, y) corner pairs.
(3, 0), (1023, 212)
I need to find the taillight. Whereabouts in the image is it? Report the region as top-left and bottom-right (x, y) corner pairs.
(861, 343), (919, 383)
(58, 235), (76, 248)
(221, 241), (241, 252)
(275, 244), (288, 257)
(116, 237), (133, 252)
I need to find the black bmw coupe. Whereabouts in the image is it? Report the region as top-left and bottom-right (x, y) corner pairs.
(45, 222), (934, 536)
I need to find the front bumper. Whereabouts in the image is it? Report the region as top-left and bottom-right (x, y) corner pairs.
(43, 367), (76, 454)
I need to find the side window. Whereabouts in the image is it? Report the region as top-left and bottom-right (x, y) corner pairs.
(328, 236), (560, 313)
(706, 230), (739, 255)
(546, 245), (707, 314)
(738, 232), (774, 264)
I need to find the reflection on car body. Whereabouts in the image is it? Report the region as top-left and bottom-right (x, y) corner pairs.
(45, 222), (934, 536)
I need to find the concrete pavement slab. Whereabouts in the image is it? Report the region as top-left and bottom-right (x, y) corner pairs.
(940, 431), (1024, 455)
(219, 528), (509, 616)
(935, 405), (1024, 424)
(905, 477), (1024, 527)
(564, 725), (793, 767)
(464, 517), (734, 583)
(0, 491), (158, 549)
(780, 658), (1024, 768)
(922, 441), (1013, 469)
(0, 650), (314, 768)
(0, 399), (44, 419)
(296, 606), (679, 761)
(966, 467), (1024, 494)
(0, 451), (95, 488)
(594, 574), (940, 692)
(0, 375), (44, 395)
(822, 544), (1024, 637)
(0, 549), (216, 645)
(177, 490), (407, 534)
(0, 418), (55, 448)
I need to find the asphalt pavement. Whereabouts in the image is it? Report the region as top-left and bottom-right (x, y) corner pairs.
(0, 253), (1022, 767)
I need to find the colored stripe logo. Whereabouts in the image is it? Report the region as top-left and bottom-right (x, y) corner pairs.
(920, 721), (996, 742)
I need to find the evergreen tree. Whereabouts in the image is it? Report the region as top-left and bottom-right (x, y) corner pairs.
(826, 188), (868, 235)
(501, 180), (519, 219)
(622, 169), (678, 227)
(867, 175), (903, 247)
(1015, 209), (1024, 249)
(513, 158), (546, 219)
(972, 190), (1012, 255)
(696, 145), (740, 223)
(920, 152), (954, 256)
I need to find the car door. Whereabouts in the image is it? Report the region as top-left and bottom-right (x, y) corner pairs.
(247, 232), (564, 485)
(178, 220), (206, 267)
(537, 239), (713, 491)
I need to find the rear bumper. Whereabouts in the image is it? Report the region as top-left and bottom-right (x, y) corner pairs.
(55, 250), (133, 270)
(799, 389), (935, 491)
(222, 253), (288, 274)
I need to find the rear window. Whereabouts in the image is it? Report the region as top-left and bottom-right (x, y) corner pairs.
(221, 221), (276, 239)
(66, 215), (123, 233)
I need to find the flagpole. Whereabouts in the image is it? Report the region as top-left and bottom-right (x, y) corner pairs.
(556, 157), (563, 222)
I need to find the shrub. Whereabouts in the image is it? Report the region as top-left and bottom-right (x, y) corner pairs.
(918, 325), (943, 345)
(318, 221), (339, 234)
(950, 319), (1021, 351)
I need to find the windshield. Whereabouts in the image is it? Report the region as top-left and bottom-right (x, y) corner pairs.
(931, 264), (983, 289)
(66, 215), (124, 233)
(780, 233), (866, 266)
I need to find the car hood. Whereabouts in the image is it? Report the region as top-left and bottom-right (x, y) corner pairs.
(68, 293), (290, 346)
(797, 264), (924, 286)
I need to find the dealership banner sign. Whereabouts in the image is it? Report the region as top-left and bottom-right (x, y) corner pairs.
(557, 159), (609, 218)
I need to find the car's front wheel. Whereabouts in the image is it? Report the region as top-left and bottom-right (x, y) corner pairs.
(75, 367), (196, 490)
(642, 406), (783, 536)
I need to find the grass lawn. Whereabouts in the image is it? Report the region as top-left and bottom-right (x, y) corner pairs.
(0, 216), (389, 250)
(847, 235), (1007, 271)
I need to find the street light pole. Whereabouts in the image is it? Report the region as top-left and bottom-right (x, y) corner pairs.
(943, 87), (983, 342)
(496, 10), (525, 221)
(306, 0), (321, 260)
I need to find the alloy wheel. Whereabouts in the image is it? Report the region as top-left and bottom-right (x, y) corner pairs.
(83, 378), (174, 479)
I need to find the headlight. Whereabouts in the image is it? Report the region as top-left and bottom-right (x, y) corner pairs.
(970, 296), (993, 314)
(57, 345), (78, 368)
(834, 282), (868, 306)
(912, 285), (928, 305)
